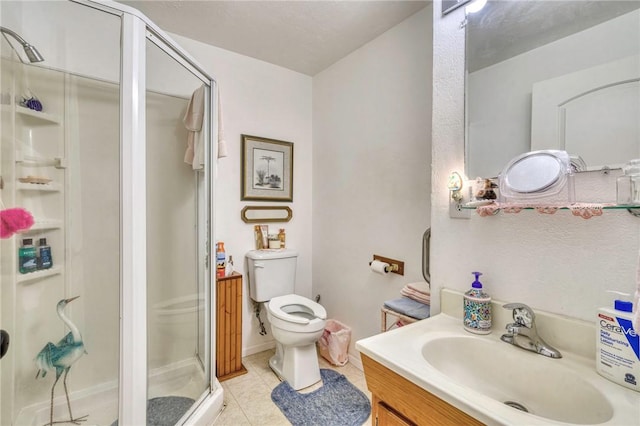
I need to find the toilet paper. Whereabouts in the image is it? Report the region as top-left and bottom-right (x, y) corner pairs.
(370, 260), (390, 274)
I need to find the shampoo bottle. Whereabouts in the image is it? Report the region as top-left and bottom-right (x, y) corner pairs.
(463, 271), (492, 334)
(596, 292), (639, 392)
(37, 238), (53, 270)
(225, 255), (234, 277)
(215, 242), (226, 279)
(18, 238), (37, 274)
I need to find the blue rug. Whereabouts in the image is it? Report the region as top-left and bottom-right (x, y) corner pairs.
(271, 368), (371, 426)
(110, 396), (195, 426)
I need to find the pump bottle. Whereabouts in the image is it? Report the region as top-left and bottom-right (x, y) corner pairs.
(463, 271), (492, 334)
(596, 291), (639, 392)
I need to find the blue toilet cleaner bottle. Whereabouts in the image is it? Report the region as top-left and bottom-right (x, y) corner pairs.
(463, 271), (492, 334)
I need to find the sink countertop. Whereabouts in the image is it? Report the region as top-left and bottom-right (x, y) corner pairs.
(355, 289), (640, 426)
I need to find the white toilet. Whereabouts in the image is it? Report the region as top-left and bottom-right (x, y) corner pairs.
(246, 249), (327, 390)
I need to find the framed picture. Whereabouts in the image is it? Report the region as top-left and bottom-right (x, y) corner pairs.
(241, 135), (293, 202)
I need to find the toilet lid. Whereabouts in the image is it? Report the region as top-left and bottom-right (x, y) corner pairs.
(268, 294), (327, 325)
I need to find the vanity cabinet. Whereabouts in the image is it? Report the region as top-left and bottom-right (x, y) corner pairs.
(361, 354), (483, 426)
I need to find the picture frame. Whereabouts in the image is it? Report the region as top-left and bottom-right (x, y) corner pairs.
(241, 134), (293, 202)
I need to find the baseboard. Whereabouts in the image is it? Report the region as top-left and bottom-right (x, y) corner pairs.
(242, 341), (276, 357)
(348, 350), (363, 371)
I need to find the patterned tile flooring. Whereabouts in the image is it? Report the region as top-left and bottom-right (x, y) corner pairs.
(213, 349), (372, 425)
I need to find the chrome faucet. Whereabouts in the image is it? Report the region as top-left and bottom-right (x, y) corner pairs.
(500, 303), (562, 358)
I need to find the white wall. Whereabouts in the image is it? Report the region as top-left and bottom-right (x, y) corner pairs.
(312, 7), (432, 360)
(432, 3), (640, 323)
(170, 34), (313, 355)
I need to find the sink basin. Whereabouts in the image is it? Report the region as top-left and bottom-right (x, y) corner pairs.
(421, 336), (613, 424)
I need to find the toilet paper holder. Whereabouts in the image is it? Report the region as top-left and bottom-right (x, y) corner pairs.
(370, 254), (404, 275)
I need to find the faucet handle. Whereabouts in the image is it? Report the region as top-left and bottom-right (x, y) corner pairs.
(503, 303), (535, 328)
(505, 323), (521, 335)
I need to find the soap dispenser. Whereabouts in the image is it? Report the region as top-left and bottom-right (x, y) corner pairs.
(463, 272), (492, 334)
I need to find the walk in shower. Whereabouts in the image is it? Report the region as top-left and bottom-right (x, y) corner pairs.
(0, 1), (222, 424)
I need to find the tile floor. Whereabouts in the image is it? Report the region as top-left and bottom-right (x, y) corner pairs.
(214, 349), (372, 425)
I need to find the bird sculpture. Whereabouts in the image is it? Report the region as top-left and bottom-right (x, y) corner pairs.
(35, 296), (88, 426)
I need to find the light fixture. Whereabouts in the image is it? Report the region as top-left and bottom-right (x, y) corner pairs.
(448, 171), (471, 219)
(465, 0), (487, 14)
(447, 171), (464, 201)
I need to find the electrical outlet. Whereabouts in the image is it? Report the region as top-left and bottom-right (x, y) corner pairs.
(449, 198), (471, 219)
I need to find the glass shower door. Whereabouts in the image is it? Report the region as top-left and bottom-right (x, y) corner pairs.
(0, 1), (122, 425)
(145, 31), (211, 422)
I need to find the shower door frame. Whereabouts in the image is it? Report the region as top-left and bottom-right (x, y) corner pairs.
(72, 1), (222, 425)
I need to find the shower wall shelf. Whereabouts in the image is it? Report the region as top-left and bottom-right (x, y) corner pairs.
(16, 182), (61, 192)
(16, 266), (62, 284)
(15, 153), (66, 168)
(23, 219), (63, 232)
(14, 105), (61, 124)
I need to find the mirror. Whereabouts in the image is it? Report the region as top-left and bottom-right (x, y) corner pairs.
(241, 205), (292, 223)
(465, 1), (640, 178)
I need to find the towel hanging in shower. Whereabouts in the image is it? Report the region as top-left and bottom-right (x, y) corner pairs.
(183, 85), (205, 170)
(217, 88), (228, 159)
(183, 85), (228, 168)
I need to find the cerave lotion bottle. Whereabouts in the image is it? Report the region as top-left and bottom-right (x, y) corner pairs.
(596, 297), (639, 392)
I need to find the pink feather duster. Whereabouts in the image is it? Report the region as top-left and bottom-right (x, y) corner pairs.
(0, 208), (34, 238)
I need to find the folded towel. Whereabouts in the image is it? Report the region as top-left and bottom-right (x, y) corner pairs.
(406, 281), (430, 295)
(400, 287), (430, 305)
(383, 297), (430, 320)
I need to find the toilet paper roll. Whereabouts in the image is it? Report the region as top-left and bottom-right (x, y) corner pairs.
(370, 260), (390, 274)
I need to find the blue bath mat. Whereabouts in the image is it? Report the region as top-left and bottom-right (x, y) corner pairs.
(271, 368), (371, 426)
(110, 396), (194, 426)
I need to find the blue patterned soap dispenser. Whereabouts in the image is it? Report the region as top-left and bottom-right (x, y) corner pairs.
(463, 272), (492, 334)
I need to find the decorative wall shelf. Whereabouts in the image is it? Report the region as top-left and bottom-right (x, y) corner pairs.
(462, 202), (640, 218)
(16, 266), (62, 284)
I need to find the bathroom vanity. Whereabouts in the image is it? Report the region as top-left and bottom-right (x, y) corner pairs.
(356, 289), (640, 426)
(361, 353), (482, 425)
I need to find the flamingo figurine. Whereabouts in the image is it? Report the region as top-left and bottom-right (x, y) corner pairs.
(35, 296), (88, 425)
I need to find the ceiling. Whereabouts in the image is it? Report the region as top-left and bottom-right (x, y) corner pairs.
(117, 1), (429, 76)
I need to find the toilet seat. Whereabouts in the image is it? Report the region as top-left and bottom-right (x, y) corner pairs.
(268, 294), (327, 325)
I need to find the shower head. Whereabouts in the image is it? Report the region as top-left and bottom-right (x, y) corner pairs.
(0, 26), (44, 63)
(22, 44), (44, 63)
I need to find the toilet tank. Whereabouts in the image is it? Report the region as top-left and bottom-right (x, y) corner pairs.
(246, 249), (298, 302)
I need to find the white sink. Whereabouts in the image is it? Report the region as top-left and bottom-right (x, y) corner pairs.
(356, 291), (640, 426)
(421, 335), (613, 424)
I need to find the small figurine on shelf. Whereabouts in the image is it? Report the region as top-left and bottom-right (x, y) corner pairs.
(19, 90), (43, 112)
(475, 178), (498, 200)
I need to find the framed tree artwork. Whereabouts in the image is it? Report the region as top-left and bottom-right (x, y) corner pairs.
(241, 134), (293, 202)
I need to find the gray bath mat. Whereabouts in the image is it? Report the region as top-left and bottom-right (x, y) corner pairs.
(111, 396), (195, 426)
(271, 368), (371, 426)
